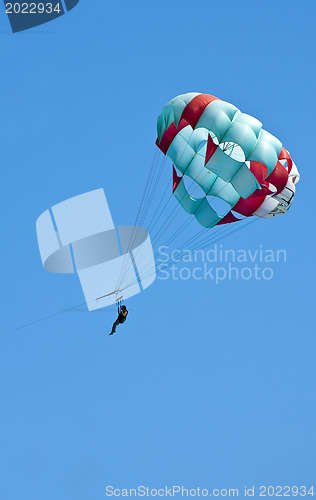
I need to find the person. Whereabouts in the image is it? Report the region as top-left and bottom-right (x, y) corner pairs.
(109, 304), (128, 335)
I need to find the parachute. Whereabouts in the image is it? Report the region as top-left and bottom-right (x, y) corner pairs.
(156, 93), (299, 228)
(33, 94), (299, 319)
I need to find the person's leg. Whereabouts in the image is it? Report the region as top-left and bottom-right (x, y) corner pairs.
(109, 318), (120, 335)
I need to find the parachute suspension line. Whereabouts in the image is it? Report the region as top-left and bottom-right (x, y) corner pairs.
(159, 213), (196, 249)
(115, 153), (168, 292)
(117, 160), (176, 290)
(149, 144), (250, 249)
(0, 285), (128, 336)
(163, 165), (243, 252)
(190, 217), (259, 253)
(144, 128), (197, 236)
(122, 169), (231, 287)
(147, 173), (174, 233)
(122, 166), (177, 284)
(175, 226), (209, 252)
(115, 294), (123, 308)
(143, 191), (259, 286)
(119, 203), (187, 290)
(124, 162), (263, 288)
(144, 129), (195, 236)
(183, 216), (258, 255)
(138, 155), (167, 229)
(121, 166), (213, 286)
(150, 167), (210, 242)
(159, 169), (242, 251)
(137, 217), (204, 282)
(0, 301), (85, 335)
(122, 223), (235, 291)
(126, 220), (229, 288)
(168, 217), (259, 276)
(122, 217), (260, 292)
(127, 163), (244, 284)
(117, 130), (197, 288)
(115, 148), (161, 294)
(181, 220), (245, 254)
(174, 205), (250, 255)
(116, 153), (172, 293)
(176, 210), (238, 251)
(123, 164), (230, 287)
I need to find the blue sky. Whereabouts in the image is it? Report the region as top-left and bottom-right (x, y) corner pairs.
(0, 1), (315, 499)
